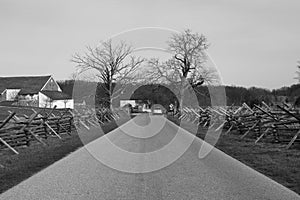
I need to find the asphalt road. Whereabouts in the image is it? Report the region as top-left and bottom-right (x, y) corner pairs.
(0, 115), (299, 200)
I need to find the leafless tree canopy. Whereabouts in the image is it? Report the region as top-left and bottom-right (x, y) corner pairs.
(168, 29), (208, 79)
(295, 60), (300, 83)
(147, 29), (219, 87)
(71, 30), (219, 109)
(71, 40), (144, 105)
(144, 29), (220, 109)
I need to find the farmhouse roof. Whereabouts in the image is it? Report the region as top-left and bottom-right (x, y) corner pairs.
(0, 75), (51, 94)
(40, 90), (72, 100)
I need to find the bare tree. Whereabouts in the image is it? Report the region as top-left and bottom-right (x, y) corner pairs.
(146, 58), (181, 84)
(69, 72), (79, 80)
(295, 60), (300, 83)
(71, 40), (144, 108)
(146, 29), (219, 109)
(169, 29), (208, 80)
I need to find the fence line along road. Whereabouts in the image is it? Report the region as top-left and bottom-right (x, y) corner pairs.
(0, 115), (299, 200)
(179, 102), (300, 149)
(0, 106), (121, 154)
(1, 101), (299, 154)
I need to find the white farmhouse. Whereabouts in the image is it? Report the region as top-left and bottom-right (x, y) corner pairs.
(0, 75), (74, 109)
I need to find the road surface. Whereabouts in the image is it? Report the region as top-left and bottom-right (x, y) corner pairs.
(0, 115), (299, 199)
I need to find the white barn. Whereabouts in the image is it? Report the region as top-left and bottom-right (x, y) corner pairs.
(0, 75), (74, 109)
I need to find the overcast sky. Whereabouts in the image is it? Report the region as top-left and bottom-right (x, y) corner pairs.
(0, 0), (299, 89)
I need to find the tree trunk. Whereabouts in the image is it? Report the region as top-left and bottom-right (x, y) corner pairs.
(178, 79), (186, 113)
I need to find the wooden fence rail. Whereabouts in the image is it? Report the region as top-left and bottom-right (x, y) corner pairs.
(0, 106), (125, 154)
(178, 103), (300, 149)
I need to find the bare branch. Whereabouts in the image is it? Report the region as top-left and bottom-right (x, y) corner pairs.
(71, 40), (145, 107)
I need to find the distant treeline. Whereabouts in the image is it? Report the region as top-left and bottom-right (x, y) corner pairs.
(58, 80), (300, 108)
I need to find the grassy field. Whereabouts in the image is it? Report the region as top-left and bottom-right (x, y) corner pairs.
(213, 134), (300, 194)
(168, 116), (300, 195)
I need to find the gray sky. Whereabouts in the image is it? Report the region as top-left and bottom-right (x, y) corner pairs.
(0, 0), (299, 89)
